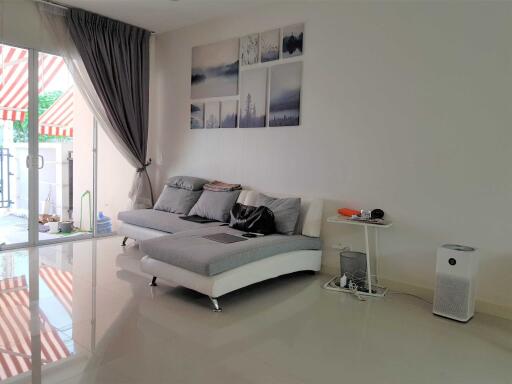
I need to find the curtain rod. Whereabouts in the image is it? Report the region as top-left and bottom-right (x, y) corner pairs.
(33, 0), (156, 34)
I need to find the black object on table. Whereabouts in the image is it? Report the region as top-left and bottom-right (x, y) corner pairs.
(203, 233), (248, 244)
(180, 215), (219, 224)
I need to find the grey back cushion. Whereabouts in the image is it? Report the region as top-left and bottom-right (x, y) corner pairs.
(255, 193), (301, 235)
(189, 190), (241, 222)
(154, 186), (203, 215)
(167, 176), (209, 191)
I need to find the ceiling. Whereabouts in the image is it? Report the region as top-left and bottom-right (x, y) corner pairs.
(55, 0), (307, 34)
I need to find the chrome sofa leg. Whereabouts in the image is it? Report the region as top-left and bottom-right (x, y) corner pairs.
(149, 276), (158, 287)
(121, 236), (128, 246)
(209, 297), (222, 312)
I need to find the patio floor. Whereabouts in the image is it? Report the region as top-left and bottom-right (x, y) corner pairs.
(0, 213), (89, 246)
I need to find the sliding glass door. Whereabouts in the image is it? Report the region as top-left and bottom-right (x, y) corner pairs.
(1, 43), (98, 384)
(0, 43), (30, 248)
(37, 51), (94, 245)
(0, 42), (95, 250)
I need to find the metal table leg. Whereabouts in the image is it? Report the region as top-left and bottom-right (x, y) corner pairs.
(364, 224), (372, 294)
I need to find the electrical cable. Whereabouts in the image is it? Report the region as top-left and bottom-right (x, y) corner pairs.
(387, 291), (433, 304)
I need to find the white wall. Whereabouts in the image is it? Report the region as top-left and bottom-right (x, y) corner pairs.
(150, 2), (512, 313)
(97, 127), (134, 229)
(0, 0), (56, 52)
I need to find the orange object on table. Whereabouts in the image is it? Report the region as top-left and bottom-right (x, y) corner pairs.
(338, 208), (360, 217)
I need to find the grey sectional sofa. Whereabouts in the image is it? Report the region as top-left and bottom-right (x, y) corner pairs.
(118, 179), (324, 312)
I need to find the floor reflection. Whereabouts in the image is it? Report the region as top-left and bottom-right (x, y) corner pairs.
(0, 269), (72, 381)
(0, 274), (33, 380)
(0, 242), (94, 383)
(1, 237), (511, 384)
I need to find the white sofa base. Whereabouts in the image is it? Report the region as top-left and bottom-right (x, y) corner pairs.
(140, 249), (322, 300)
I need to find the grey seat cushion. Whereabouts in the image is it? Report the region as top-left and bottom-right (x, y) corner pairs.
(118, 209), (222, 234)
(140, 226), (322, 276)
(153, 186), (202, 215)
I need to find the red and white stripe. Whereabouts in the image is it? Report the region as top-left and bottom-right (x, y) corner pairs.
(38, 88), (74, 138)
(0, 45), (28, 122)
(0, 44), (65, 123)
(39, 265), (73, 314)
(0, 275), (71, 381)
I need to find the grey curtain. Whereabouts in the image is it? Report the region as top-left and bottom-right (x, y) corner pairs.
(65, 8), (153, 208)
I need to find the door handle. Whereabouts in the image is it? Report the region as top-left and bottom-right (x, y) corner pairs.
(25, 155), (44, 169)
(38, 155), (44, 169)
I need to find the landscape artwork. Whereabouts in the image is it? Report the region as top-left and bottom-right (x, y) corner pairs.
(260, 29), (280, 62)
(269, 61), (302, 127)
(191, 38), (239, 99)
(220, 100), (238, 128)
(204, 101), (220, 128)
(239, 68), (267, 128)
(282, 24), (304, 58)
(190, 103), (204, 129)
(240, 33), (259, 66)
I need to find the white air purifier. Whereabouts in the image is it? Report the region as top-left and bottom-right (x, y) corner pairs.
(433, 244), (479, 322)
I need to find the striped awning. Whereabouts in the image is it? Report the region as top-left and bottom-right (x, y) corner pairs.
(0, 275), (71, 381)
(38, 88), (74, 137)
(0, 44), (65, 123)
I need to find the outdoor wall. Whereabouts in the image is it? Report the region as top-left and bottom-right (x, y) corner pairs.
(72, 90), (94, 230)
(150, 2), (512, 317)
(72, 89), (133, 231)
(38, 142), (72, 218)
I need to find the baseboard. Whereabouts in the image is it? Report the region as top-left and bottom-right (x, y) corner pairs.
(379, 278), (433, 302)
(321, 264), (512, 321)
(380, 278), (512, 321)
(473, 299), (512, 321)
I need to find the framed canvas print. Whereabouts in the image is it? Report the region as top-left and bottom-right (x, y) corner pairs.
(220, 100), (238, 128)
(205, 101), (220, 128)
(240, 33), (259, 66)
(239, 68), (267, 128)
(269, 61), (302, 127)
(282, 24), (304, 58)
(260, 29), (280, 63)
(191, 38), (239, 99)
(190, 103), (204, 129)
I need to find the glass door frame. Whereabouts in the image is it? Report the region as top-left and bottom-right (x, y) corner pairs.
(0, 43), (98, 250)
(32, 48), (99, 247)
(28, 47), (38, 247)
(0, 40), (32, 250)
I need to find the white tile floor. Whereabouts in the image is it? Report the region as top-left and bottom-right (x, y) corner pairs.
(0, 236), (511, 384)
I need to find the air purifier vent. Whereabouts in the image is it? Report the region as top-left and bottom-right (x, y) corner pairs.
(433, 274), (470, 320)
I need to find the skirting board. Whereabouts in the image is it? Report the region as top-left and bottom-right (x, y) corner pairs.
(321, 264), (512, 321)
(379, 278), (512, 321)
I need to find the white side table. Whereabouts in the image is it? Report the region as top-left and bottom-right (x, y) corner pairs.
(325, 215), (392, 297)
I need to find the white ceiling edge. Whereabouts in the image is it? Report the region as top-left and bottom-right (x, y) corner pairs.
(54, 0), (318, 34)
